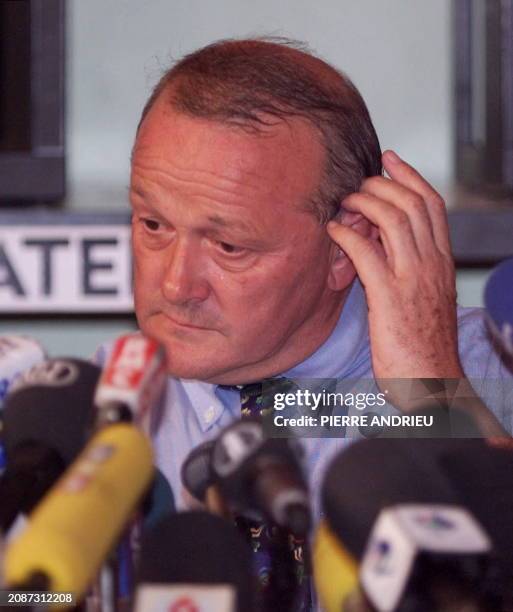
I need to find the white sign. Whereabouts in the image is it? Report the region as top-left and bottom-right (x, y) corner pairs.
(134, 584), (235, 612)
(0, 225), (133, 312)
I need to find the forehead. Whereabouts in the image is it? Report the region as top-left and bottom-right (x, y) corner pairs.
(131, 97), (325, 217)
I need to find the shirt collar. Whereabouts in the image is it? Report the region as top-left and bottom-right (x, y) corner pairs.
(181, 379), (227, 433)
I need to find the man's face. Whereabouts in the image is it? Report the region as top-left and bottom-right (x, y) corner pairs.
(130, 97), (342, 383)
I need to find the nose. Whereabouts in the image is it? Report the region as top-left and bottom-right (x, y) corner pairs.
(161, 237), (210, 305)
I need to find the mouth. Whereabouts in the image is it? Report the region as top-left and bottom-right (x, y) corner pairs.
(161, 313), (210, 331)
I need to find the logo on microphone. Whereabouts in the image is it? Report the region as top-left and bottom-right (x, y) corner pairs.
(413, 511), (455, 531)
(61, 443), (115, 493)
(212, 421), (263, 477)
(10, 359), (79, 393)
(367, 539), (394, 575)
(105, 335), (155, 389)
(168, 597), (199, 612)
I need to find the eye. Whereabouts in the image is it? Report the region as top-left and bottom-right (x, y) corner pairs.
(216, 241), (246, 255)
(142, 218), (161, 232)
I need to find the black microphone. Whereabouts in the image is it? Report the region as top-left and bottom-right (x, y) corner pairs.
(432, 439), (513, 608)
(210, 418), (311, 537)
(135, 511), (257, 612)
(360, 502), (494, 612)
(322, 438), (505, 611)
(181, 439), (215, 504)
(0, 335), (47, 475)
(0, 358), (100, 532)
(355, 435), (513, 588)
(322, 438), (461, 560)
(181, 439), (232, 516)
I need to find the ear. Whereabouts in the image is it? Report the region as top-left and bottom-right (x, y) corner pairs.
(327, 211), (378, 291)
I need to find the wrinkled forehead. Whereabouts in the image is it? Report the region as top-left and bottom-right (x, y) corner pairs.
(134, 95), (322, 164)
(131, 99), (325, 215)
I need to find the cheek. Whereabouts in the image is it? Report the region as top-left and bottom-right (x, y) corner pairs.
(133, 249), (164, 305)
(214, 265), (298, 329)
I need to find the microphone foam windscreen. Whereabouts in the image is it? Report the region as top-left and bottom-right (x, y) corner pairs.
(138, 511), (256, 612)
(2, 359), (100, 464)
(180, 440), (215, 503)
(322, 438), (461, 558)
(436, 441), (513, 585)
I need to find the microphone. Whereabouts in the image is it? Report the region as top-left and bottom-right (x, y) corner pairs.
(114, 468), (177, 600)
(431, 439), (513, 607)
(313, 521), (363, 612)
(180, 440), (229, 516)
(135, 511), (257, 612)
(0, 336), (46, 474)
(0, 358), (100, 532)
(360, 503), (494, 612)
(321, 439), (507, 611)
(484, 257), (513, 357)
(210, 418), (311, 536)
(181, 440), (215, 504)
(4, 423), (153, 602)
(322, 438), (461, 560)
(93, 333), (167, 431)
(351, 436), (513, 588)
(93, 335), (170, 610)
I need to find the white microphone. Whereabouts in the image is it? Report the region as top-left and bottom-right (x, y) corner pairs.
(360, 504), (492, 612)
(0, 336), (46, 409)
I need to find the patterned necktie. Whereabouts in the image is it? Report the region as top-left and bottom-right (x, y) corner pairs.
(220, 379), (312, 611)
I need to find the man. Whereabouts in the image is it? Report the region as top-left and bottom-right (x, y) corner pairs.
(97, 36), (511, 606)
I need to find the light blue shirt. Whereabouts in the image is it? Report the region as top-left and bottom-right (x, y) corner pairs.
(94, 280), (513, 520)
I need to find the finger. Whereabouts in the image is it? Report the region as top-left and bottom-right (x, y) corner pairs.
(382, 151), (452, 255)
(342, 192), (421, 272)
(360, 175), (436, 256)
(326, 220), (390, 288)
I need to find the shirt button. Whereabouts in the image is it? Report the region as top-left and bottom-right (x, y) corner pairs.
(204, 406), (215, 424)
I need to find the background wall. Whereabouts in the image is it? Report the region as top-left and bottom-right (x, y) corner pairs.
(68, 0), (453, 198)
(1, 0), (493, 358)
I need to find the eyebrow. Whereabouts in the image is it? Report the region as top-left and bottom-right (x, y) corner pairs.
(130, 185), (150, 200)
(206, 214), (253, 234)
(130, 186), (256, 236)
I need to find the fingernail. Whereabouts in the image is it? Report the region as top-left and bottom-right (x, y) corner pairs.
(385, 150), (401, 164)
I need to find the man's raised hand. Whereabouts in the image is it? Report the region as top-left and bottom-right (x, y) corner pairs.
(327, 150), (464, 382)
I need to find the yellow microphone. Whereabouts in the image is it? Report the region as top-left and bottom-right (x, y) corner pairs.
(4, 423), (153, 604)
(313, 520), (367, 612)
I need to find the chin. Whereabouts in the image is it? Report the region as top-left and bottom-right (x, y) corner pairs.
(138, 316), (248, 382)
(160, 341), (231, 381)
(164, 359), (227, 382)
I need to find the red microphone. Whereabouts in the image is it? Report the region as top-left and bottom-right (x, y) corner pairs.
(94, 334), (167, 433)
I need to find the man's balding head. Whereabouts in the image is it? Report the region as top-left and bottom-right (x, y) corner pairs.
(131, 38), (381, 383)
(137, 37), (382, 224)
